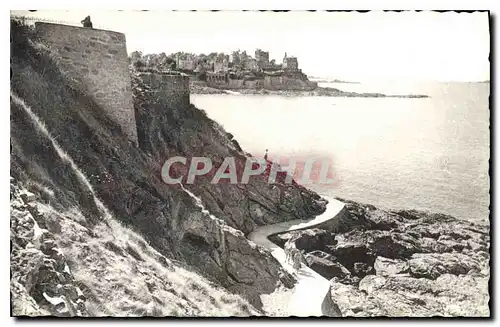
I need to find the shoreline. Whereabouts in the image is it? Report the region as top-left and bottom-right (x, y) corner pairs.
(190, 84), (430, 98)
(248, 197), (346, 316)
(266, 196), (490, 317)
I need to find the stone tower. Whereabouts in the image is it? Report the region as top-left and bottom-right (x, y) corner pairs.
(35, 22), (138, 145)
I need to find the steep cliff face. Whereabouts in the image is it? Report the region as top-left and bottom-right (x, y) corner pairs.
(34, 22), (138, 145)
(10, 20), (321, 314)
(132, 72), (326, 236)
(10, 178), (259, 317)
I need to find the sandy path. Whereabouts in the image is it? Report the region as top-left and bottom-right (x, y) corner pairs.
(248, 197), (345, 317)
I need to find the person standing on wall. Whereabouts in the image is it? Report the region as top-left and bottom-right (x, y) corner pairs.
(81, 16), (93, 28)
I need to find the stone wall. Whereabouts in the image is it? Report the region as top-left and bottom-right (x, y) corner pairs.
(264, 75), (317, 91)
(137, 72), (190, 109)
(207, 72), (228, 84)
(224, 79), (264, 89)
(207, 73), (317, 91)
(35, 22), (138, 145)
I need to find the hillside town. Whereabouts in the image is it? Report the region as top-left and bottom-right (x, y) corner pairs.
(177, 49), (300, 74)
(129, 49), (318, 92)
(132, 49), (299, 74)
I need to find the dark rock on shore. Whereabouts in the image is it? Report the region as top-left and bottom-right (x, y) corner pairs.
(287, 228), (337, 253)
(189, 81), (228, 94)
(337, 272), (489, 317)
(190, 83), (430, 99)
(305, 254), (351, 281)
(277, 197), (490, 316)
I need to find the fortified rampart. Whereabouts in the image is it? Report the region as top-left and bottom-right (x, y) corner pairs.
(35, 22), (138, 145)
(263, 75), (317, 91)
(206, 72), (317, 91)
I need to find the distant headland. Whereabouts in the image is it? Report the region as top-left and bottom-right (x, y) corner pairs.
(309, 77), (361, 84)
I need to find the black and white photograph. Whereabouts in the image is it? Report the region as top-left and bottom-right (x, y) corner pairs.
(9, 7), (491, 318)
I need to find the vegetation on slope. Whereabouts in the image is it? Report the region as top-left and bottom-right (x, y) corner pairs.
(10, 17), (324, 315)
(11, 174), (257, 317)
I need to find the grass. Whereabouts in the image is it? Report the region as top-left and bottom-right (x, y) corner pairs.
(53, 209), (260, 317)
(10, 18), (276, 317)
(11, 61), (258, 319)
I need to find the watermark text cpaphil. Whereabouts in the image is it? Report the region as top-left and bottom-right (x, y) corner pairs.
(161, 156), (338, 185)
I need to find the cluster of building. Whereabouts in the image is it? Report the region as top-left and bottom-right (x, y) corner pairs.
(176, 49), (300, 74)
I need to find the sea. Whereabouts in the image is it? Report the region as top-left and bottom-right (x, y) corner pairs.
(191, 81), (490, 224)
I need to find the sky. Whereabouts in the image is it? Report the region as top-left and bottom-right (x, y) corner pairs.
(11, 10), (490, 82)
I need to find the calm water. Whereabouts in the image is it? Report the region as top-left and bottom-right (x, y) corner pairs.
(191, 82), (490, 223)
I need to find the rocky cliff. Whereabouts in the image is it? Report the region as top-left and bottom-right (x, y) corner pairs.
(10, 20), (322, 315)
(10, 178), (260, 316)
(10, 19), (485, 317)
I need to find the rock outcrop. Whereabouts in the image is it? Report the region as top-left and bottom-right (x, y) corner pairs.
(305, 254), (351, 281)
(190, 83), (429, 98)
(10, 177), (262, 317)
(373, 256), (409, 277)
(331, 272), (489, 317)
(133, 72), (326, 236)
(11, 182), (89, 316)
(274, 197), (490, 317)
(286, 228), (337, 253)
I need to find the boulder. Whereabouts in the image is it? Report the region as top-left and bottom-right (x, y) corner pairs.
(353, 272), (489, 316)
(326, 240), (375, 271)
(358, 275), (387, 294)
(408, 253), (481, 280)
(20, 190), (36, 203)
(307, 250), (337, 262)
(353, 262), (374, 277)
(329, 280), (384, 317)
(305, 253), (351, 281)
(370, 232), (420, 259)
(330, 271), (489, 317)
(374, 256), (409, 276)
(288, 228), (337, 253)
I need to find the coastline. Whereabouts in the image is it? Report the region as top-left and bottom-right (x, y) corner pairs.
(10, 13), (488, 319)
(267, 196), (490, 317)
(190, 83), (429, 98)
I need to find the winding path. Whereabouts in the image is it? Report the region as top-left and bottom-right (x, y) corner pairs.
(248, 197), (346, 317)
